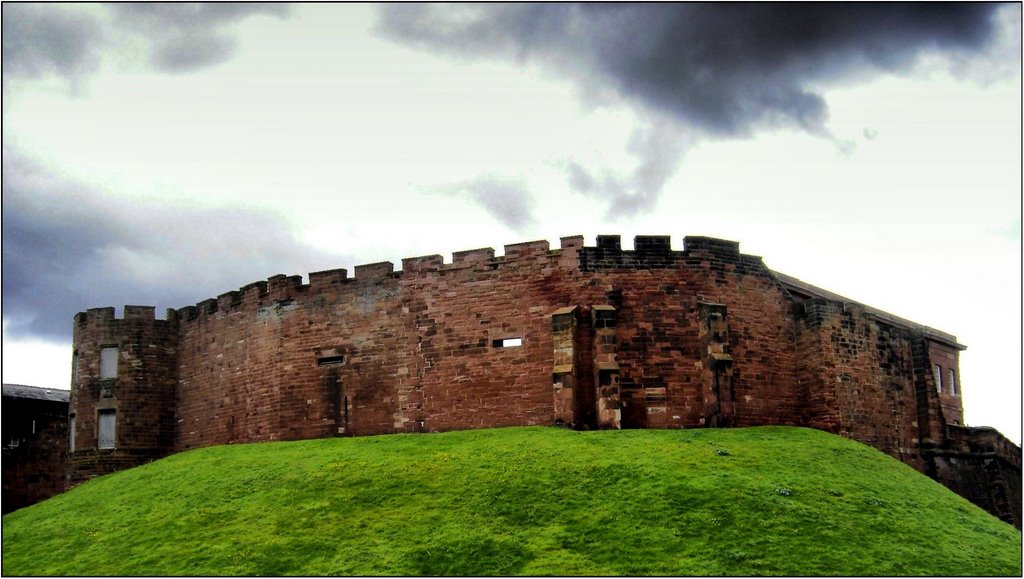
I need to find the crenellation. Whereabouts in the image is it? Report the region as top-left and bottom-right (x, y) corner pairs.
(197, 298), (218, 316)
(402, 254), (445, 274)
(217, 291), (242, 310)
(124, 305), (156, 320)
(452, 247), (496, 265)
(503, 239), (550, 259)
(596, 234), (621, 250)
(240, 281), (270, 304)
(87, 307), (116, 321)
(684, 236), (741, 256)
(308, 268), (348, 290)
(634, 235), (673, 253)
(267, 274), (304, 300)
(354, 261), (395, 282)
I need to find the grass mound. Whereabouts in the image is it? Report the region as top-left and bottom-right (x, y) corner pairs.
(3, 426), (1020, 575)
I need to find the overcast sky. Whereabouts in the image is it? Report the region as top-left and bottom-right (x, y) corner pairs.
(2, 3), (1020, 442)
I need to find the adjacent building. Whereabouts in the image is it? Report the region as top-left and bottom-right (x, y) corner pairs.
(2, 384), (69, 513)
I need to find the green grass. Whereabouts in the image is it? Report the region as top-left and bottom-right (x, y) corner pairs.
(3, 426), (1020, 576)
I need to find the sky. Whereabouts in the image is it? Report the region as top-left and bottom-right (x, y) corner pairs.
(2, 3), (1021, 442)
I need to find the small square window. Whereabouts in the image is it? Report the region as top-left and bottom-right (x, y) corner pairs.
(98, 409), (116, 449)
(100, 347), (118, 379)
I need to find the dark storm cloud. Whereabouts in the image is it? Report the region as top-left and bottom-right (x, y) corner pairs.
(1, 3), (289, 84)
(1, 4), (104, 81)
(566, 123), (693, 217)
(430, 175), (537, 232)
(1, 150), (347, 342)
(378, 3), (1011, 214)
(111, 3), (290, 73)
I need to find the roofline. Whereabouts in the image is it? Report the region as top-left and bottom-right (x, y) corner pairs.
(771, 270), (966, 350)
(2, 383), (71, 403)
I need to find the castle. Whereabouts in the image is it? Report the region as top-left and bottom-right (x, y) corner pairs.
(67, 235), (1020, 526)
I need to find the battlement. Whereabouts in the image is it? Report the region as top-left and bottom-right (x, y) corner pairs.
(97, 234), (776, 326)
(169, 236), (571, 321)
(579, 234), (766, 272)
(74, 306), (177, 326)
(452, 247), (495, 265)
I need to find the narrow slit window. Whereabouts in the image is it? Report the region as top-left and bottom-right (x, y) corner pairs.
(493, 337), (522, 348)
(317, 355), (345, 367)
(933, 364), (943, 394)
(948, 369), (957, 396)
(69, 414), (76, 451)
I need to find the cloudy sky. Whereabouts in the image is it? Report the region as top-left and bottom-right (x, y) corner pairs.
(2, 3), (1020, 442)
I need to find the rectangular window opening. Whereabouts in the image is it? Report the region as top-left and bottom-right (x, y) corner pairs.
(98, 409), (116, 449)
(317, 355), (345, 367)
(948, 369), (957, 396)
(69, 414), (76, 451)
(100, 346), (118, 379)
(932, 364), (943, 394)
(493, 337), (523, 348)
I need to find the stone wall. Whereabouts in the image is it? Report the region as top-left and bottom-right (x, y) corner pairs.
(66, 234), (1019, 527)
(68, 306), (178, 484)
(795, 300), (929, 469)
(930, 425), (1022, 528)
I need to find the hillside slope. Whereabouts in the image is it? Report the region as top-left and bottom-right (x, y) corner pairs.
(3, 426), (1020, 576)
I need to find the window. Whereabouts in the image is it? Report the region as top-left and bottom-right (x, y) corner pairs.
(948, 369), (957, 396)
(98, 410), (116, 449)
(69, 414), (76, 451)
(933, 364), (943, 394)
(100, 347), (118, 379)
(493, 338), (522, 348)
(317, 355), (345, 367)
(71, 351), (78, 386)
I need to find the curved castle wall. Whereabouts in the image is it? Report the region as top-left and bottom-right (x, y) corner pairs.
(66, 234), (1020, 526)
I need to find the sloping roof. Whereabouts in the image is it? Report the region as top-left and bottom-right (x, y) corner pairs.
(772, 270), (965, 350)
(2, 384), (70, 403)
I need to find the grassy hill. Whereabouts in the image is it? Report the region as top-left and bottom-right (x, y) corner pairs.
(2, 426), (1020, 576)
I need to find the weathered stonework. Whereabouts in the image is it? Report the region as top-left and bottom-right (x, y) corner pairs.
(66, 234), (1021, 527)
(2, 385), (69, 513)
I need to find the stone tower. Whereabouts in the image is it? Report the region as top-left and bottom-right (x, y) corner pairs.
(67, 306), (178, 485)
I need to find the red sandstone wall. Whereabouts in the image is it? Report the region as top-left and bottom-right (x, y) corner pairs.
(574, 236), (803, 429)
(795, 300), (922, 465)
(172, 235), (810, 449)
(69, 306), (178, 483)
(175, 240), (584, 451)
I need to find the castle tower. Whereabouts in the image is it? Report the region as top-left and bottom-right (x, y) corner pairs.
(67, 306), (178, 485)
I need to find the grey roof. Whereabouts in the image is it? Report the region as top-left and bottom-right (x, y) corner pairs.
(2, 384), (70, 403)
(772, 270), (965, 350)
